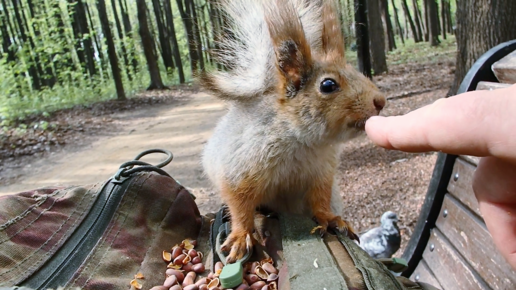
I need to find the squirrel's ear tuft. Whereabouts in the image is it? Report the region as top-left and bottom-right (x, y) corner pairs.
(264, 0), (312, 98)
(321, 0), (345, 60)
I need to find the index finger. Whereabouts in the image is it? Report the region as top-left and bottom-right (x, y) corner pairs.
(365, 85), (516, 162)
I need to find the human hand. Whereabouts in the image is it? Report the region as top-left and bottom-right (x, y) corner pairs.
(365, 85), (516, 270)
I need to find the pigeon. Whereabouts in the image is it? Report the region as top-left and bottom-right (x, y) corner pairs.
(359, 211), (401, 259)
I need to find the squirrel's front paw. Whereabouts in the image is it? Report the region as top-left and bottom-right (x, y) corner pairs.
(221, 230), (253, 263)
(314, 214), (360, 242)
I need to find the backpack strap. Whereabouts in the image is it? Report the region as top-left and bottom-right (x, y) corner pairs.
(332, 232), (404, 290)
(279, 214), (442, 290)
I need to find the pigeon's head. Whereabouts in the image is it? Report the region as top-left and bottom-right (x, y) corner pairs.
(381, 211), (399, 226)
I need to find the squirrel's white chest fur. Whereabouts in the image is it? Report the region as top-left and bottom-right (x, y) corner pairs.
(202, 100), (345, 215)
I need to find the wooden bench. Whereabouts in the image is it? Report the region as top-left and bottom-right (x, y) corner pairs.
(400, 40), (516, 290)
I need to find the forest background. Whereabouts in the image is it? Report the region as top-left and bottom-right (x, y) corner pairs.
(0, 0), (459, 123)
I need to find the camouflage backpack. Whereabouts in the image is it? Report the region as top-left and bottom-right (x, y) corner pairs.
(0, 149), (439, 290)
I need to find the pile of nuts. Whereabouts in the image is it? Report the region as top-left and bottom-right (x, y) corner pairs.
(238, 258), (279, 290)
(139, 239), (279, 290)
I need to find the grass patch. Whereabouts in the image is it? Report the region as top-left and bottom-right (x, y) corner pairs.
(0, 64), (190, 127)
(345, 35), (456, 70)
(387, 35), (456, 65)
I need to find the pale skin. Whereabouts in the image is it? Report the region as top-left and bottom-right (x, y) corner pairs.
(365, 84), (516, 270)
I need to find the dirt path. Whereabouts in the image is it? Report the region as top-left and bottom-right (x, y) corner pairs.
(0, 92), (226, 213)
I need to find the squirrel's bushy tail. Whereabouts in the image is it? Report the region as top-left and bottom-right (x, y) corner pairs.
(200, 0), (323, 101)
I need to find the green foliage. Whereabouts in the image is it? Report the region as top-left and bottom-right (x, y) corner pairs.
(387, 35), (456, 65)
(0, 0), (198, 123)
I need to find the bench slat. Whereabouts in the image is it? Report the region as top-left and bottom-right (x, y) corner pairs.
(436, 195), (516, 289)
(475, 81), (512, 91)
(446, 158), (482, 217)
(410, 260), (442, 289)
(492, 50), (516, 84)
(460, 155), (479, 166)
(422, 229), (490, 290)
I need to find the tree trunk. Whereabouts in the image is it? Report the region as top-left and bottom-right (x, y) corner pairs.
(379, 0), (396, 51)
(435, 0), (441, 35)
(119, 0), (139, 71)
(187, 0), (205, 71)
(0, 22), (14, 61)
(198, 1), (212, 65)
(68, 0), (86, 69)
(412, 0), (424, 42)
(446, 1), (453, 34)
(423, 0), (431, 41)
(136, 0), (167, 90)
(366, 0), (387, 74)
(390, 0), (405, 44)
(151, 0), (175, 73)
(77, 0), (97, 77)
(2, 0), (19, 56)
(97, 0), (126, 100)
(163, 0), (185, 83)
(12, 0), (42, 90)
(110, 0), (132, 80)
(401, 0), (420, 42)
(354, 0), (372, 79)
(52, 1), (72, 70)
(440, 0), (447, 40)
(425, 0), (440, 46)
(85, 3), (104, 66)
(81, 2), (100, 76)
(176, 0), (200, 73)
(0, 3), (16, 62)
(208, 0), (224, 69)
(26, 0), (57, 87)
(413, 0), (427, 41)
(449, 0), (516, 95)
(403, 9), (409, 39)
(145, 5), (161, 70)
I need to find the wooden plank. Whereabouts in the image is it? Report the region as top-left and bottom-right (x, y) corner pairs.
(436, 195), (516, 289)
(492, 50), (516, 84)
(447, 158), (482, 217)
(460, 155), (479, 166)
(410, 260), (442, 289)
(422, 229), (489, 290)
(475, 81), (512, 91)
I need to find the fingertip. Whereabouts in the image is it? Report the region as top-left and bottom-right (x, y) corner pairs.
(364, 116), (384, 135)
(365, 116), (392, 148)
(366, 115), (385, 123)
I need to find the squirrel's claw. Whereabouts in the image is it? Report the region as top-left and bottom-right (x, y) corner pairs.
(314, 214), (360, 243)
(221, 232), (252, 264)
(331, 215), (360, 243)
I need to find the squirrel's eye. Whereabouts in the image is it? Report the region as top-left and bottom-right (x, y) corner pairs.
(320, 79), (339, 93)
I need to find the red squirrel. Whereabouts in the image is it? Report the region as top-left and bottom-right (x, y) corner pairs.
(200, 0), (386, 263)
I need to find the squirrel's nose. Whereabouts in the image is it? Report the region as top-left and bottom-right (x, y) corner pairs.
(373, 95), (386, 113)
